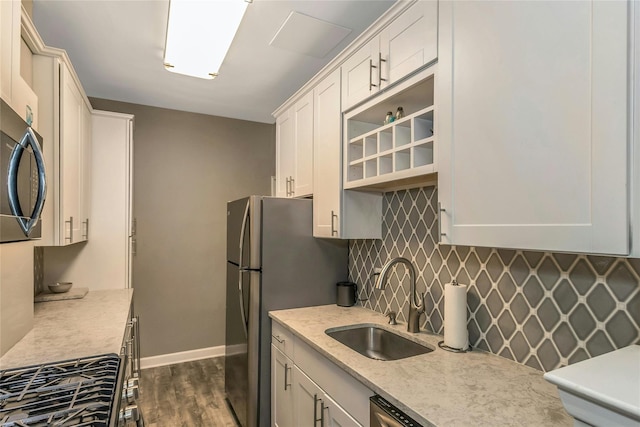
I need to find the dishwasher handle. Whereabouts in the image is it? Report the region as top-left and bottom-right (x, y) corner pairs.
(369, 395), (423, 427)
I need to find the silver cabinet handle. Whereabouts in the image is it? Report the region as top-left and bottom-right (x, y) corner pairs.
(438, 202), (447, 239)
(313, 394), (321, 427)
(82, 218), (89, 239)
(290, 177), (295, 197)
(330, 211), (338, 236)
(65, 217), (74, 242)
(369, 59), (376, 90)
(132, 316), (141, 377)
(273, 335), (285, 344)
(285, 177), (289, 196)
(321, 401), (327, 427)
(284, 362), (291, 391)
(120, 321), (133, 357)
(378, 52), (387, 87)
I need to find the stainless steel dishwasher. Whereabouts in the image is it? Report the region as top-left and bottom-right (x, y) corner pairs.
(370, 395), (423, 427)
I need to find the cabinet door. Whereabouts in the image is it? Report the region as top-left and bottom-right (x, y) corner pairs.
(313, 70), (341, 238)
(322, 392), (362, 427)
(59, 63), (84, 244)
(438, 1), (629, 254)
(0, 0), (38, 127)
(272, 346), (294, 427)
(276, 109), (295, 197)
(380, 0), (437, 87)
(341, 38), (379, 110)
(293, 92), (314, 197)
(0, 0), (19, 105)
(292, 366), (323, 427)
(79, 101), (92, 241)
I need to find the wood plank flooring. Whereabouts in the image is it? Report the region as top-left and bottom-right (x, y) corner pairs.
(138, 357), (239, 427)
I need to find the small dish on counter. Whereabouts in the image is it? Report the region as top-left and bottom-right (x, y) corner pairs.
(48, 282), (73, 293)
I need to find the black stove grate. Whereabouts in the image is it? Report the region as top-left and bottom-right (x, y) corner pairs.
(0, 354), (120, 427)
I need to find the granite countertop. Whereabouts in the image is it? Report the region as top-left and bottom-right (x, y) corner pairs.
(0, 289), (133, 370)
(270, 304), (572, 427)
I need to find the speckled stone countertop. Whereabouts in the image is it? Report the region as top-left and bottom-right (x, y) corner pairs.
(0, 289), (133, 370)
(270, 304), (571, 427)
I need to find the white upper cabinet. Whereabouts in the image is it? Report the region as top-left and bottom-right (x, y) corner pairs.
(275, 92), (314, 198)
(60, 62), (84, 244)
(380, 0), (437, 86)
(341, 1), (438, 111)
(313, 69), (382, 239)
(293, 92), (314, 197)
(1, 0), (38, 127)
(81, 100), (92, 240)
(313, 70), (342, 238)
(341, 38), (380, 112)
(437, 0), (631, 255)
(276, 109), (294, 197)
(34, 55), (93, 246)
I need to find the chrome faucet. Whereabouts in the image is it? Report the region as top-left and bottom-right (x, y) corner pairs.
(375, 257), (425, 333)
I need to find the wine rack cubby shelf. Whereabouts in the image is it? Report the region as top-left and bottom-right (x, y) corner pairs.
(343, 71), (436, 190)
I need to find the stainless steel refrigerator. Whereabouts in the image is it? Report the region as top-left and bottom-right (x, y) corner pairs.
(225, 196), (348, 427)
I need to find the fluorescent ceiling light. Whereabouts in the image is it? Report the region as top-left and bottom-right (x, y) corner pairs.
(164, 0), (250, 79)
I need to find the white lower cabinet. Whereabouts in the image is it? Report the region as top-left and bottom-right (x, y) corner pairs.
(293, 366), (360, 427)
(271, 322), (368, 427)
(292, 365), (321, 427)
(272, 345), (295, 427)
(321, 390), (362, 427)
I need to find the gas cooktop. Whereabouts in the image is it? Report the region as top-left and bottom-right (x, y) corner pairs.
(0, 354), (121, 427)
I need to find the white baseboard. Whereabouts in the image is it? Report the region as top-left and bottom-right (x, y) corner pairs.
(140, 345), (224, 370)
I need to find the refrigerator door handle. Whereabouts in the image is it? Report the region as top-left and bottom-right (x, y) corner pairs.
(238, 199), (250, 269)
(237, 199), (251, 337)
(238, 274), (248, 337)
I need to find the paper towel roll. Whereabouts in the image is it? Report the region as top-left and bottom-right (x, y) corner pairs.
(444, 281), (469, 350)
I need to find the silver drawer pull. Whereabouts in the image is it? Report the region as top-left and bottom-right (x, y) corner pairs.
(273, 335), (285, 344)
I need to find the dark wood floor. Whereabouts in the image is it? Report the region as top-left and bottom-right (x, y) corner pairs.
(139, 357), (239, 427)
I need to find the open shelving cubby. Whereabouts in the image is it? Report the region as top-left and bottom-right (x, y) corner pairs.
(344, 69), (436, 190)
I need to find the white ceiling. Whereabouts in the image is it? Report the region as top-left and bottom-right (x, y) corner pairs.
(32, 0), (395, 124)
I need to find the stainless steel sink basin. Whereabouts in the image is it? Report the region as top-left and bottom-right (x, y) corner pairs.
(325, 324), (434, 361)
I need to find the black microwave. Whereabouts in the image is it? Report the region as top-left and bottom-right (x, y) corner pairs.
(0, 99), (46, 243)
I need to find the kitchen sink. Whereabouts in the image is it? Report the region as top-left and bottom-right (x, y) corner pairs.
(325, 324), (434, 361)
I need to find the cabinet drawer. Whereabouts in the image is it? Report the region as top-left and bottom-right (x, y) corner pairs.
(272, 320), (294, 359)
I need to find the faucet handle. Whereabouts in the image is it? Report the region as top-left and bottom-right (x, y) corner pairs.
(385, 311), (398, 325)
(417, 292), (426, 313)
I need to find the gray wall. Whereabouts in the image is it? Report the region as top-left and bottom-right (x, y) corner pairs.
(350, 186), (640, 372)
(90, 98), (275, 358)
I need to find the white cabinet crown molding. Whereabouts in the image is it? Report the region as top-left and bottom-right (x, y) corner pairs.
(21, 5), (93, 113)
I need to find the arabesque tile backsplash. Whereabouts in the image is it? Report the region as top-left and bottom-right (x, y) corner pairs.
(349, 186), (640, 372)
